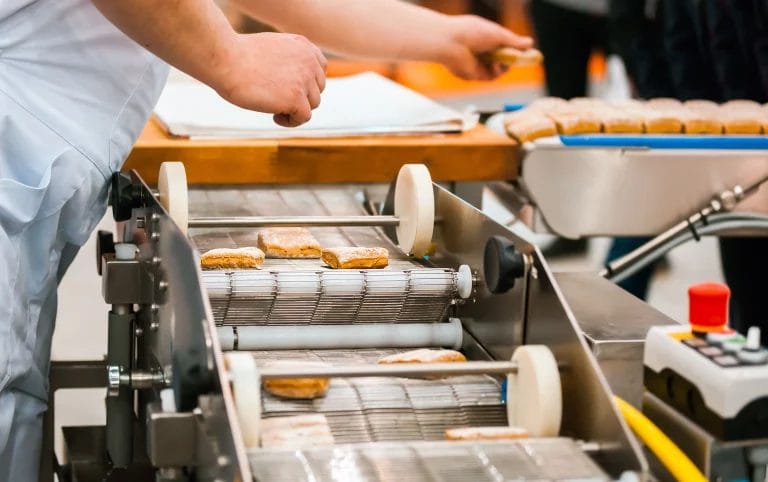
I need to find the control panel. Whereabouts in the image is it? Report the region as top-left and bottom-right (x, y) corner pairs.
(644, 283), (768, 441)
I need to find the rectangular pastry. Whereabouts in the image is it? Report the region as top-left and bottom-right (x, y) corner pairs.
(257, 227), (321, 258)
(260, 414), (335, 449)
(504, 111), (557, 143)
(721, 102), (763, 134)
(200, 247), (265, 269)
(445, 426), (529, 441)
(378, 348), (467, 364)
(611, 99), (682, 133)
(321, 247), (389, 269)
(262, 361), (330, 399)
(545, 110), (602, 135)
(596, 108), (644, 133)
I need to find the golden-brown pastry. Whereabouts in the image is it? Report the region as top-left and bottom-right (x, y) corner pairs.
(262, 361), (330, 399)
(377, 348), (467, 364)
(257, 227), (321, 258)
(445, 426), (529, 441)
(200, 247), (265, 269)
(260, 414), (335, 449)
(504, 111), (557, 143)
(545, 111), (602, 135)
(721, 104), (763, 134)
(321, 247), (389, 269)
(646, 97), (683, 110)
(678, 105), (722, 134)
(596, 108), (644, 133)
(526, 97), (568, 113)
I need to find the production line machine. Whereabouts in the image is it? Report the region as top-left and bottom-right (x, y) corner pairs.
(42, 160), (686, 482)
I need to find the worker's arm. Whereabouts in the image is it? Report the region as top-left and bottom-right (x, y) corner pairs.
(91, 0), (327, 127)
(230, 0), (533, 80)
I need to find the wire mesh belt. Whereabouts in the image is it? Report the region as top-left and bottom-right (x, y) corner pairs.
(248, 439), (609, 482)
(253, 350), (505, 444)
(204, 268), (457, 326)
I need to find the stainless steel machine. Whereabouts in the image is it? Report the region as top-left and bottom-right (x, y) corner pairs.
(41, 160), (690, 482)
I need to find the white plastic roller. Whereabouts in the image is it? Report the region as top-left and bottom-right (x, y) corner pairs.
(157, 162), (189, 235)
(226, 352), (262, 448)
(394, 164), (435, 257)
(506, 345), (562, 436)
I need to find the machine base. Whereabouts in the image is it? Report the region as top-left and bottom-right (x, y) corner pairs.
(59, 425), (153, 482)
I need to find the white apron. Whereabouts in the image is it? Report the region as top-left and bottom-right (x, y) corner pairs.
(0, 1), (168, 480)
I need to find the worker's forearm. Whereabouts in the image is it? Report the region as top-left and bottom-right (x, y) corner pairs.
(231, 0), (457, 63)
(91, 0), (236, 90)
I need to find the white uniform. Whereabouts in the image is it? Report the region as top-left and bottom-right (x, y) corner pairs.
(0, 1), (168, 480)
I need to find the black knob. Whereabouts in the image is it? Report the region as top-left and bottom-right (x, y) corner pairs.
(109, 172), (142, 222)
(483, 236), (526, 294)
(96, 230), (115, 276)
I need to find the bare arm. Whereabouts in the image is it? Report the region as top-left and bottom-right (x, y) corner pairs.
(230, 0), (533, 79)
(91, 0), (327, 126)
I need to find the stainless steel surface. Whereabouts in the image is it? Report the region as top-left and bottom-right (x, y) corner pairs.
(522, 145), (768, 237)
(525, 252), (647, 476)
(248, 439), (609, 482)
(189, 215), (401, 228)
(255, 360), (518, 378)
(644, 392), (768, 481)
(146, 403), (197, 468)
(555, 272), (678, 407)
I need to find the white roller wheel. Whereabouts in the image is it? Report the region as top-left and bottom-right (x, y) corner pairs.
(158, 162), (189, 235)
(507, 345), (562, 436)
(394, 164), (434, 257)
(226, 353), (262, 449)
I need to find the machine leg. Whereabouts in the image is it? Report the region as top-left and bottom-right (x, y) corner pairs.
(107, 305), (135, 468)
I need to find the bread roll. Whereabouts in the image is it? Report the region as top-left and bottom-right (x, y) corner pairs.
(678, 101), (722, 134)
(257, 227), (321, 258)
(262, 361), (330, 399)
(321, 247), (389, 269)
(646, 97), (683, 110)
(200, 247), (265, 269)
(596, 108), (644, 133)
(721, 103), (762, 134)
(377, 349), (467, 364)
(445, 426), (529, 441)
(260, 414), (335, 449)
(504, 111), (557, 143)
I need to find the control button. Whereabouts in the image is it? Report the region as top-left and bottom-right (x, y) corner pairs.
(683, 338), (708, 348)
(688, 282), (730, 333)
(722, 338), (746, 353)
(713, 355), (740, 367)
(738, 327), (768, 364)
(698, 346), (723, 357)
(707, 329), (738, 345)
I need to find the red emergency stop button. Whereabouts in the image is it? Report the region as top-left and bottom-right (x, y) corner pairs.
(689, 282), (730, 333)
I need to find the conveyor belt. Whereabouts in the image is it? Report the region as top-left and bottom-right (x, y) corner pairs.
(248, 439), (609, 482)
(250, 350), (505, 444)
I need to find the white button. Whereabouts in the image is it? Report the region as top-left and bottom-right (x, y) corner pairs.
(746, 326), (763, 351)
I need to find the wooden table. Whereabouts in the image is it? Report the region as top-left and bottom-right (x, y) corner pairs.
(124, 117), (519, 185)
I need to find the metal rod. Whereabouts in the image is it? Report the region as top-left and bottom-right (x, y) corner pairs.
(189, 215), (400, 228)
(257, 361), (519, 379)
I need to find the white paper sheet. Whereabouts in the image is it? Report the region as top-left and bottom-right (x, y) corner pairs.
(154, 72), (476, 139)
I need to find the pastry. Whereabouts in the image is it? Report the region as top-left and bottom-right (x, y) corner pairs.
(721, 104), (763, 134)
(526, 97), (568, 113)
(445, 426), (529, 441)
(596, 108), (644, 133)
(257, 227), (321, 258)
(545, 110), (602, 135)
(504, 112), (557, 143)
(322, 247), (389, 269)
(377, 348), (467, 364)
(200, 247), (265, 269)
(678, 103), (722, 134)
(646, 97), (683, 110)
(260, 414), (335, 449)
(262, 361), (330, 399)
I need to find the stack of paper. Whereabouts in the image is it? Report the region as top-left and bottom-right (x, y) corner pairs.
(154, 72), (476, 139)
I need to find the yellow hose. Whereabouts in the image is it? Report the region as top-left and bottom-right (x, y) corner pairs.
(614, 396), (707, 482)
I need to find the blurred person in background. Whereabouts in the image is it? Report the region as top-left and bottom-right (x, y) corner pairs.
(609, 0), (768, 338)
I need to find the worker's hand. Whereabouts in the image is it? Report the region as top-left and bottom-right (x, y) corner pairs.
(215, 32), (327, 127)
(441, 15), (533, 81)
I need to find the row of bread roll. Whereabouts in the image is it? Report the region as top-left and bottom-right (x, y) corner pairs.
(200, 227), (389, 269)
(504, 96), (768, 142)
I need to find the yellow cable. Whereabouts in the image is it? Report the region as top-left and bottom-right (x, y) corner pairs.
(614, 396), (706, 482)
